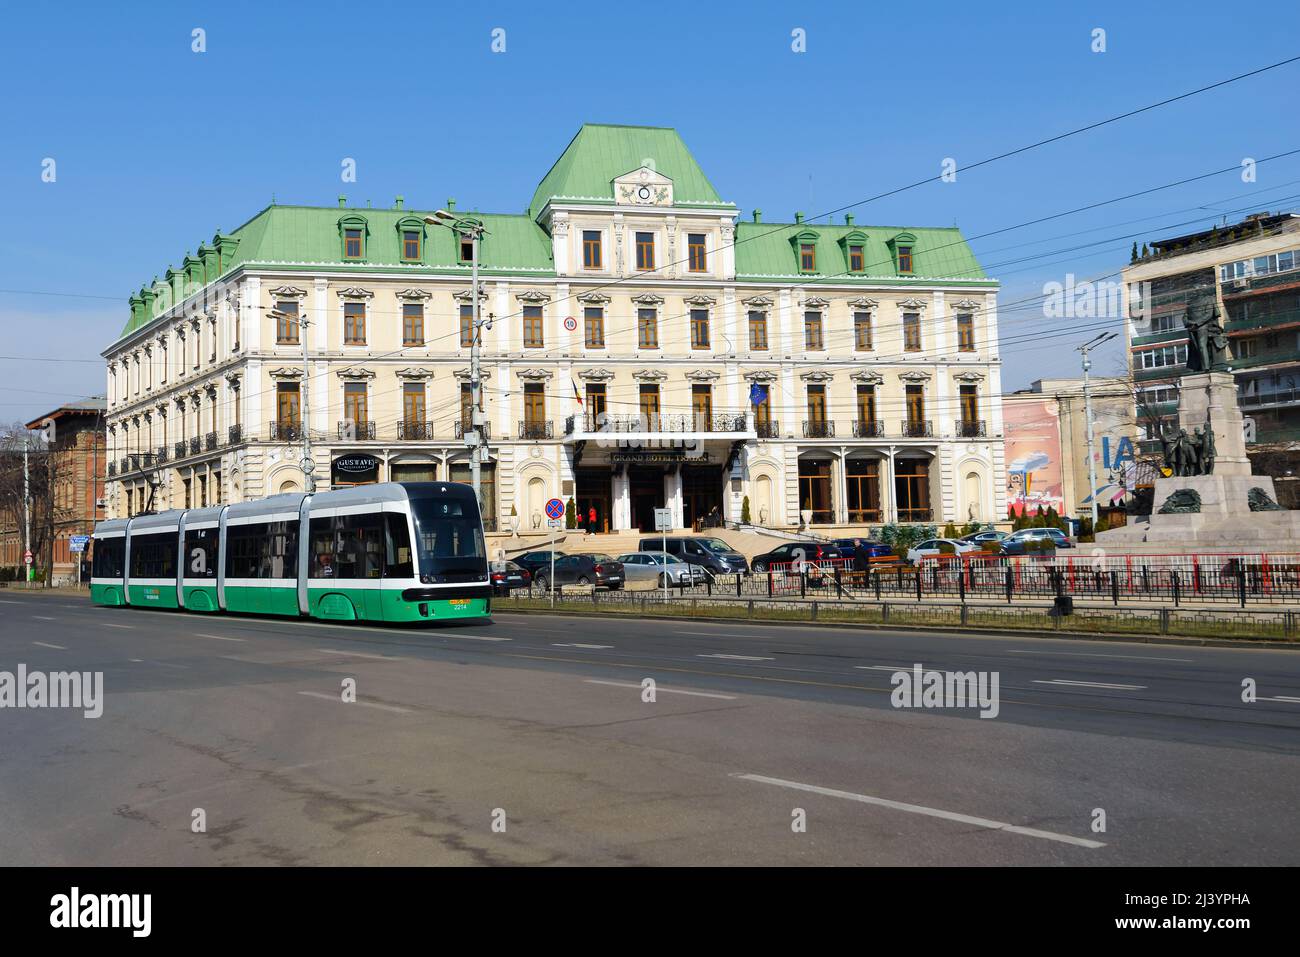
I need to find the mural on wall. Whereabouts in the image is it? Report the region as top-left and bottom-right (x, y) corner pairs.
(1084, 429), (1138, 509)
(1004, 398), (1064, 516)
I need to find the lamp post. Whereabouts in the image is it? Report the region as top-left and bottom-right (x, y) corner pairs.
(1077, 331), (1119, 529)
(425, 210), (491, 511)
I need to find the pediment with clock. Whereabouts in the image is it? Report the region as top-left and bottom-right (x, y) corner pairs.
(613, 166), (674, 207)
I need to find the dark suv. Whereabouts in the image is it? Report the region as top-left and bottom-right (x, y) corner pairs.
(750, 541), (843, 572)
(533, 554), (625, 591)
(638, 536), (749, 575)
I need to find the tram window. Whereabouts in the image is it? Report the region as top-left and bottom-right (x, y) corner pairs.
(183, 527), (219, 578)
(384, 513), (414, 578)
(264, 519), (298, 579)
(309, 512), (383, 580)
(129, 531), (177, 579)
(92, 538), (125, 578)
(226, 522), (268, 579)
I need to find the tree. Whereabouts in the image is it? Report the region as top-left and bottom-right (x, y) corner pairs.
(564, 496), (576, 530)
(0, 422), (66, 584)
(741, 495), (751, 525)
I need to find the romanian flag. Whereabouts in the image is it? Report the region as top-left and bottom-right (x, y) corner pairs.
(572, 379), (583, 407)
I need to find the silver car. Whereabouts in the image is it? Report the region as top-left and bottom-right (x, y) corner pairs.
(616, 551), (709, 587)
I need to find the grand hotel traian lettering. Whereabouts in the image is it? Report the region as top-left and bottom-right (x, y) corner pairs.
(102, 124), (1006, 535)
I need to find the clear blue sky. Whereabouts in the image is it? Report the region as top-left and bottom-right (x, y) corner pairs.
(2, 0), (1297, 423)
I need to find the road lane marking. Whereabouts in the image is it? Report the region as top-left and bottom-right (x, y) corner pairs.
(697, 653), (774, 662)
(128, 658), (143, 662)
(1006, 650), (1193, 663)
(553, 643), (613, 649)
(1033, 679), (1147, 691)
(32, 616), (57, 621)
(315, 648), (401, 661)
(102, 623), (134, 629)
(1260, 695), (1300, 704)
(33, 641), (66, 650)
(296, 690), (413, 714)
(584, 679), (737, 700)
(449, 634), (511, 642)
(0, 600), (19, 604)
(735, 773), (1106, 849)
(194, 633), (246, 642)
(857, 664), (930, 672)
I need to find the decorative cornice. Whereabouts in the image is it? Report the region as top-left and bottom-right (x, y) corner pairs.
(897, 297), (928, 310)
(576, 291), (611, 304)
(741, 295), (774, 310)
(743, 370), (780, 383)
(632, 369), (669, 382)
(395, 367), (434, 380)
(267, 284), (309, 300)
(899, 370), (932, 382)
(267, 367), (304, 380)
(335, 286), (374, 300)
(453, 288), (489, 302)
(223, 371), (242, 386)
(953, 370), (986, 382)
(682, 294), (717, 307)
(576, 367), (616, 382)
(951, 298), (982, 311)
(846, 297), (880, 310)
(452, 367), (492, 381)
(801, 296), (832, 309)
(799, 370), (835, 382)
(516, 368), (554, 381)
(515, 289), (551, 304)
(850, 371), (884, 385)
(631, 293), (665, 306)
(685, 369), (721, 382)
(394, 287), (433, 301)
(336, 366), (376, 381)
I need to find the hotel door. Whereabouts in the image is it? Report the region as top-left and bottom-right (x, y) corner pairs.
(630, 467), (664, 532)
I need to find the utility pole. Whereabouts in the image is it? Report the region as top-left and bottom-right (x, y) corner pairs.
(267, 308), (315, 493)
(1077, 331), (1119, 529)
(22, 433), (31, 582)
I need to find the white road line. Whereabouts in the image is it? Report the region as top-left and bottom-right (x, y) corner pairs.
(735, 773), (1105, 849)
(32, 616), (57, 621)
(296, 690), (413, 714)
(856, 664), (930, 672)
(128, 658), (143, 663)
(102, 623), (133, 629)
(193, 633), (246, 642)
(449, 634), (511, 642)
(1005, 650), (1193, 663)
(697, 653), (774, 662)
(584, 679), (737, 701)
(553, 643), (614, 649)
(0, 600), (20, 604)
(680, 631), (750, 637)
(1033, 679), (1147, 691)
(1260, 695), (1300, 704)
(315, 648), (401, 661)
(32, 641), (66, 650)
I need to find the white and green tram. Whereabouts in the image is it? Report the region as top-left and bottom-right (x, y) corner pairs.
(90, 482), (490, 623)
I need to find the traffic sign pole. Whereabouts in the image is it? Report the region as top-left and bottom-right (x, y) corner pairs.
(545, 498), (564, 607)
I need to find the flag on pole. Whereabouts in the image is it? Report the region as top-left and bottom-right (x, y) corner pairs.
(748, 383), (768, 406)
(572, 379), (583, 407)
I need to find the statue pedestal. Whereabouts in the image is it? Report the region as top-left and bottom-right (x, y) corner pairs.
(1177, 371), (1251, 476)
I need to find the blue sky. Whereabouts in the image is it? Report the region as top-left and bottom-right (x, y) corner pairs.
(1, 0), (1297, 422)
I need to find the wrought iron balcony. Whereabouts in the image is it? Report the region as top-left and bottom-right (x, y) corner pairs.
(269, 421), (303, 442)
(118, 456), (129, 473)
(399, 420), (436, 440)
(566, 411), (751, 435)
(756, 419), (780, 439)
(155, 446), (168, 464)
(955, 419), (987, 438)
(853, 419), (885, 438)
(337, 420), (376, 440)
(189, 436), (201, 455)
(518, 419), (553, 440)
(228, 424), (243, 445)
(803, 420), (835, 439)
(454, 421), (491, 440)
(901, 419), (933, 438)
(174, 440), (187, 459)
(899, 507), (934, 522)
(107, 461), (116, 476)
(205, 431), (217, 451)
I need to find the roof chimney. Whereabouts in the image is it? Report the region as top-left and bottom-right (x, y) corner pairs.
(447, 198), (457, 211)
(794, 211), (805, 224)
(753, 209), (762, 223)
(338, 194), (347, 208)
(845, 213), (855, 226)
(395, 195), (404, 210)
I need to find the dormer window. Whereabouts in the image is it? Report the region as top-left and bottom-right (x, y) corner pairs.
(345, 229), (363, 259)
(459, 234), (474, 263)
(897, 245), (913, 273)
(402, 230), (421, 260)
(887, 232), (917, 275)
(800, 243), (816, 272)
(849, 244), (864, 272)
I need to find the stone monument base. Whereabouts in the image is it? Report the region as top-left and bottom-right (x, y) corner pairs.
(1097, 474), (1300, 548)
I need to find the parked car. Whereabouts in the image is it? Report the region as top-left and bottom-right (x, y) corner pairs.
(514, 550), (563, 579)
(533, 553), (625, 591)
(638, 536), (749, 575)
(617, 551), (708, 587)
(832, 538), (893, 560)
(998, 528), (1075, 555)
(959, 529), (1008, 545)
(750, 541), (843, 573)
(489, 561), (531, 596)
(906, 539), (981, 564)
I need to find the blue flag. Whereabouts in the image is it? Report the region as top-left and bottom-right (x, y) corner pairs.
(749, 383), (769, 406)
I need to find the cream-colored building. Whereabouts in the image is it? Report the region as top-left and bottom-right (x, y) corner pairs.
(103, 124), (1007, 533)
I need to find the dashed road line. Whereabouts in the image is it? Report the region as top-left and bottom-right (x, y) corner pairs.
(1033, 679), (1147, 691)
(315, 648), (402, 661)
(584, 679), (737, 700)
(296, 690), (413, 714)
(32, 641), (66, 650)
(32, 616), (57, 621)
(193, 633), (246, 642)
(102, 623), (134, 630)
(1260, 695), (1300, 704)
(1005, 649), (1193, 663)
(697, 653), (774, 662)
(553, 643), (614, 649)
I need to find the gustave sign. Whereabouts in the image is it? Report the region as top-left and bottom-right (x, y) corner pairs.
(332, 453), (379, 482)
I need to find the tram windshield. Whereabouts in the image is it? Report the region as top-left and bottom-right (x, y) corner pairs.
(409, 497), (485, 579)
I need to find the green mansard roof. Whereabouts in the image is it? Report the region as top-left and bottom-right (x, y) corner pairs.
(527, 123), (730, 219)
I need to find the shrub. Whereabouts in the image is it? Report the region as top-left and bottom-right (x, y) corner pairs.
(741, 496), (751, 525)
(565, 497), (577, 529)
(943, 522), (959, 539)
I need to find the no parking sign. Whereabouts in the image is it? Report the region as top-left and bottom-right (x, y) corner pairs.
(545, 498), (565, 521)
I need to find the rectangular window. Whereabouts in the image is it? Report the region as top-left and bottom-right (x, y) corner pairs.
(903, 312), (921, 352)
(748, 311), (768, 351)
(276, 383), (300, 427)
(800, 243), (816, 272)
(638, 308), (658, 348)
(403, 382), (426, 424)
(458, 234), (474, 263)
(129, 531), (177, 579)
(344, 301), (366, 345)
(197, 474), (207, 508)
(846, 458), (880, 523)
(804, 311), (824, 351)
(959, 384), (979, 433)
(583, 230), (602, 269)
(688, 233), (707, 272)
(639, 384), (660, 428)
(897, 245), (913, 274)
(856, 384), (877, 427)
(275, 300), (299, 345)
(523, 382), (545, 426)
(402, 302), (424, 346)
(957, 312), (975, 352)
(344, 228), (363, 259)
(585, 383), (606, 423)
(692, 384), (712, 431)
(753, 388), (772, 431)
(635, 232), (655, 271)
(584, 306), (605, 348)
(848, 244), (864, 272)
(402, 230), (421, 261)
(690, 309), (710, 349)
(459, 304), (474, 347)
(895, 460), (930, 521)
(344, 382), (368, 427)
(853, 311), (873, 351)
(906, 384), (925, 429)
(522, 305), (544, 348)
(807, 384), (827, 423)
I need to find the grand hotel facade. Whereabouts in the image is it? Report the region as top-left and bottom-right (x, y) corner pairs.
(102, 124), (1007, 535)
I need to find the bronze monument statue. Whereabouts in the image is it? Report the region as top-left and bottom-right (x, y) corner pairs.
(1182, 304), (1230, 373)
(1159, 418), (1216, 477)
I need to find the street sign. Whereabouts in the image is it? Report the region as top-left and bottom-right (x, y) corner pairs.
(653, 508), (673, 532)
(545, 498), (565, 521)
(563, 316), (578, 331)
(69, 540), (87, 554)
(547, 518), (564, 529)
(70, 535), (90, 547)
(23, 550), (33, 565)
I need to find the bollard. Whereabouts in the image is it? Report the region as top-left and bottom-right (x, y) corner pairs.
(801, 568), (807, 599)
(1171, 570), (1180, 606)
(736, 573), (742, 597)
(1237, 563), (1247, 608)
(1005, 567), (1013, 604)
(958, 567), (966, 604)
(915, 571), (922, 602)
(810, 601), (818, 621)
(873, 570), (882, 601)
(767, 571), (774, 598)
(1110, 570), (1119, 606)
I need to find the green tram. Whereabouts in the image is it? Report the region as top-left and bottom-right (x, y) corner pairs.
(89, 482), (490, 623)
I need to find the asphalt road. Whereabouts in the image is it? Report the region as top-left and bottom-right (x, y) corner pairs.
(1, 591), (1298, 865)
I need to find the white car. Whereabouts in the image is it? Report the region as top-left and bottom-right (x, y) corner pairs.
(616, 551), (709, 587)
(906, 538), (980, 564)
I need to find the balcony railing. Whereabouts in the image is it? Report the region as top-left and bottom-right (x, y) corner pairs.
(454, 421), (492, 440)
(518, 419), (554, 440)
(174, 440), (187, 459)
(901, 420), (934, 438)
(955, 419), (987, 438)
(188, 436), (201, 455)
(852, 419), (885, 438)
(228, 424), (243, 445)
(269, 421), (303, 442)
(205, 431), (218, 451)
(899, 508), (934, 522)
(1239, 387), (1300, 409)
(399, 420), (436, 440)
(756, 419), (780, 439)
(803, 420), (835, 439)
(338, 420), (376, 440)
(565, 412), (751, 435)
(155, 446), (168, 464)
(107, 461), (116, 476)
(118, 456), (129, 473)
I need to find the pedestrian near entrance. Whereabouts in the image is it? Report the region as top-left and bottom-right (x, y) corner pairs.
(853, 539), (871, 575)
(588, 505), (598, 532)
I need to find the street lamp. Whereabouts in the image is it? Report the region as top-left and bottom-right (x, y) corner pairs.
(266, 308), (315, 493)
(1077, 331), (1119, 529)
(425, 211), (491, 511)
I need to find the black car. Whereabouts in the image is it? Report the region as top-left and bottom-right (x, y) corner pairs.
(514, 550), (563, 579)
(638, 535), (749, 575)
(750, 541), (843, 572)
(533, 553), (625, 590)
(832, 538), (892, 560)
(490, 561), (531, 596)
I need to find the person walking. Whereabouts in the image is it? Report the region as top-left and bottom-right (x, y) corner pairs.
(587, 505), (598, 533)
